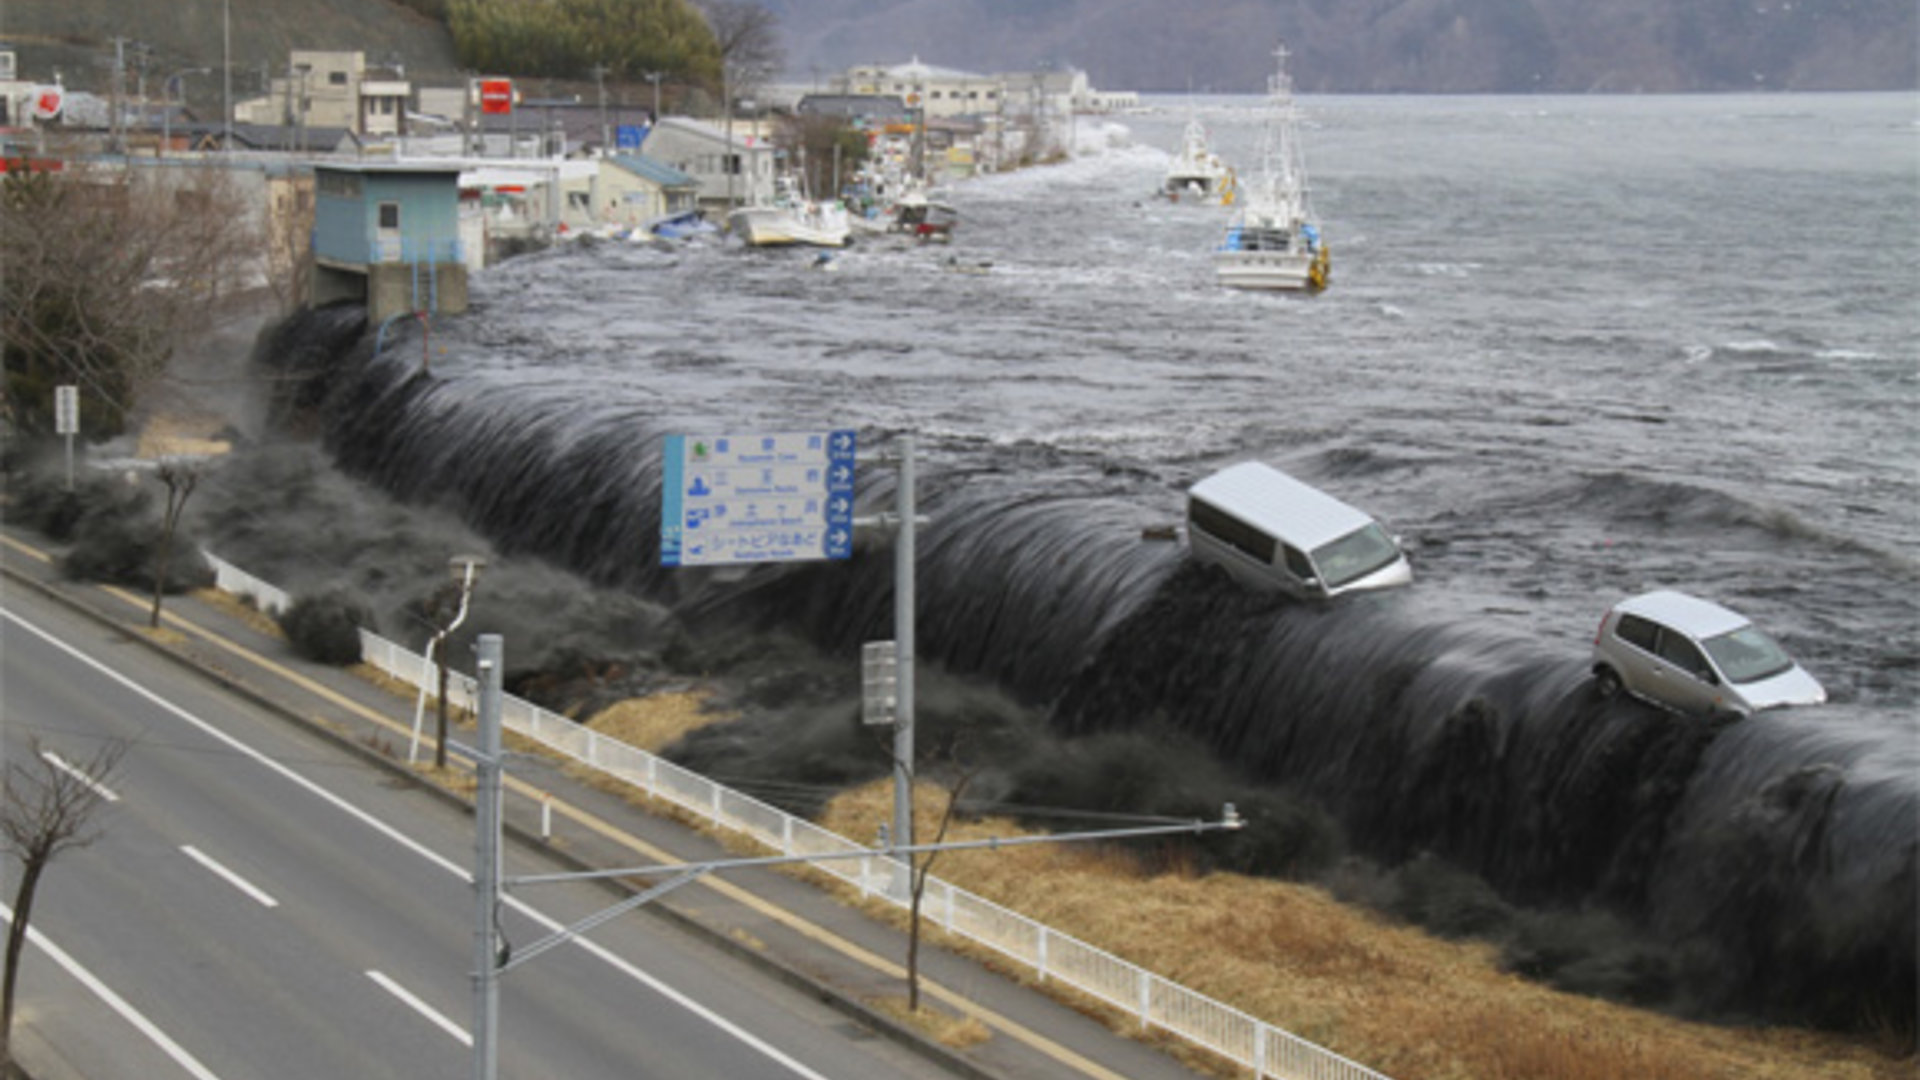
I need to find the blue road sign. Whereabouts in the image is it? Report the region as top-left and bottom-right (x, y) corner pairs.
(661, 430), (857, 567)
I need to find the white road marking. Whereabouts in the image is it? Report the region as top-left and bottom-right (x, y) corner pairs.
(40, 749), (120, 802)
(4, 610), (837, 1080)
(0, 902), (224, 1080)
(180, 845), (280, 908)
(366, 970), (471, 1047)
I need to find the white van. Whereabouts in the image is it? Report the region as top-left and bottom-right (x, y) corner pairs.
(1186, 461), (1413, 599)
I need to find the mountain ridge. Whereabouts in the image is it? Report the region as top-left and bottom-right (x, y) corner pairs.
(3, 0), (1912, 100)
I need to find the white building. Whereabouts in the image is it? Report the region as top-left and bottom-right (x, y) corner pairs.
(235, 51), (412, 138)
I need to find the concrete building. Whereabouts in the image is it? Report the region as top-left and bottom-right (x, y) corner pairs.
(311, 161), (467, 320)
(838, 58), (1002, 121)
(236, 51), (412, 140)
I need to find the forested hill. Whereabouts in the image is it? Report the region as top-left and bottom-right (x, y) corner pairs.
(769, 0), (1914, 93)
(4, 0), (1913, 97)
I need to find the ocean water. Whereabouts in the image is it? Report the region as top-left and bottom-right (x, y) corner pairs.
(234, 91), (1919, 1030)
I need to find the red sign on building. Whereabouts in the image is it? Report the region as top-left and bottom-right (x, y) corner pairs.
(478, 79), (514, 115)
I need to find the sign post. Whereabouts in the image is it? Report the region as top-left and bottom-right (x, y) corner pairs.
(53, 384), (78, 490)
(660, 430), (856, 568)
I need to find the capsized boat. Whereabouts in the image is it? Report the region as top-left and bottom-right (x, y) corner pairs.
(1161, 116), (1235, 204)
(728, 175), (851, 248)
(1213, 42), (1329, 292)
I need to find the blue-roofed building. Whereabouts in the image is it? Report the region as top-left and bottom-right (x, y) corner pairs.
(596, 154), (701, 229)
(311, 161), (468, 320)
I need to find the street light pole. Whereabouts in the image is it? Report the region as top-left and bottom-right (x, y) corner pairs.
(471, 634), (503, 1080)
(890, 435), (916, 898)
(409, 555), (486, 768)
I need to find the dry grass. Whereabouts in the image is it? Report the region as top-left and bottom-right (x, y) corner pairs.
(816, 781), (1912, 1080)
(188, 587), (285, 638)
(865, 994), (994, 1051)
(584, 691), (723, 752)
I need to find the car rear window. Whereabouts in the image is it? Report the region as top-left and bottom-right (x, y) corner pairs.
(1615, 613), (1659, 651)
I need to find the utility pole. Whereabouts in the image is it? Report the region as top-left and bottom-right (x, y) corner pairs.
(890, 435), (917, 897)
(592, 64), (610, 153)
(644, 71), (663, 125)
(222, 0), (232, 151)
(470, 634), (503, 1080)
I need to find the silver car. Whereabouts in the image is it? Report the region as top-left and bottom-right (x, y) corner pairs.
(1591, 590), (1826, 717)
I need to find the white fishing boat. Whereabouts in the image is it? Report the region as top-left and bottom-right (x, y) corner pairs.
(1214, 43), (1330, 293)
(728, 175), (851, 248)
(1161, 116), (1235, 204)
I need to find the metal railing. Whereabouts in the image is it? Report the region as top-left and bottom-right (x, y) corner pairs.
(206, 553), (1387, 1080)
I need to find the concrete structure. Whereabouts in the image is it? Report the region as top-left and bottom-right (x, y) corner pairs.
(839, 58), (1002, 121)
(236, 51), (412, 140)
(311, 162), (467, 320)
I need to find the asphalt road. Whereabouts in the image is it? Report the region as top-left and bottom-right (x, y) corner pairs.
(0, 586), (957, 1080)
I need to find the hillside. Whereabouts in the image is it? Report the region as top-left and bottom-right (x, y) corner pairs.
(0, 0), (462, 114)
(4, 0), (1911, 100)
(764, 0), (1918, 92)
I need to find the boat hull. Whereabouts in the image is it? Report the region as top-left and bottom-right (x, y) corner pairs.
(1214, 250), (1316, 291)
(728, 205), (851, 248)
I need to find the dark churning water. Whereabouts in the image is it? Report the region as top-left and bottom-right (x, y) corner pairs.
(236, 93), (1917, 1033)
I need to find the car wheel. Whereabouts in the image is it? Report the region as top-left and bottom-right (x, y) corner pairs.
(1593, 667), (1623, 701)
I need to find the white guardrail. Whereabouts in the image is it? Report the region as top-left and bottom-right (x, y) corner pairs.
(204, 553), (1388, 1080)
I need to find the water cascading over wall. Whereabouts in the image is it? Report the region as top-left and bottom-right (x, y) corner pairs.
(266, 313), (1916, 1032)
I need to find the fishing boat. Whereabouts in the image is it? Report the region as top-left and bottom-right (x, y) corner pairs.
(1161, 116), (1235, 204)
(1213, 42), (1329, 292)
(727, 175), (851, 248)
(890, 190), (958, 242)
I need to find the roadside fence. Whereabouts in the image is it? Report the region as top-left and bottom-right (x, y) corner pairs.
(204, 551), (1389, 1080)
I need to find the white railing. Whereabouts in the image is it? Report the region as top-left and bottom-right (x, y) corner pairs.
(203, 552), (294, 615)
(213, 551), (1389, 1080)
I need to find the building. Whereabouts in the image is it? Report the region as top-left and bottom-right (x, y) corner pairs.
(639, 117), (778, 212)
(838, 58), (1002, 122)
(598, 155), (701, 228)
(310, 162), (467, 320)
(236, 51), (412, 140)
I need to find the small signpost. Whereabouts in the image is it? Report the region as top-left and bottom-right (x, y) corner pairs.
(862, 641), (898, 726)
(53, 384), (78, 490)
(660, 430), (856, 568)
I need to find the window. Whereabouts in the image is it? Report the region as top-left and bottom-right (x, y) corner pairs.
(1310, 524), (1401, 589)
(1282, 545), (1314, 580)
(329, 71), (348, 86)
(1189, 499), (1277, 564)
(567, 191), (591, 209)
(1615, 614), (1659, 652)
(378, 202), (400, 230)
(1656, 631), (1712, 680)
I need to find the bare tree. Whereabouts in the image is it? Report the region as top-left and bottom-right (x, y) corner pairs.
(2, 162), (261, 440)
(148, 458), (202, 628)
(0, 738), (127, 1067)
(905, 769), (976, 1013)
(699, 1), (783, 206)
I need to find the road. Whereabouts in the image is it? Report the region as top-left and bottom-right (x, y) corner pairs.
(0, 586), (957, 1080)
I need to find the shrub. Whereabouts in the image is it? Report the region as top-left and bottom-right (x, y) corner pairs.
(279, 591), (376, 665)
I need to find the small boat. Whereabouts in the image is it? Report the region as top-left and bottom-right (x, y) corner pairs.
(1214, 42), (1330, 293)
(728, 175), (852, 248)
(648, 210), (718, 242)
(1161, 116), (1235, 204)
(891, 191), (958, 242)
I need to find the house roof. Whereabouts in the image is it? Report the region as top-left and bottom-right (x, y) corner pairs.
(608, 154), (697, 189)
